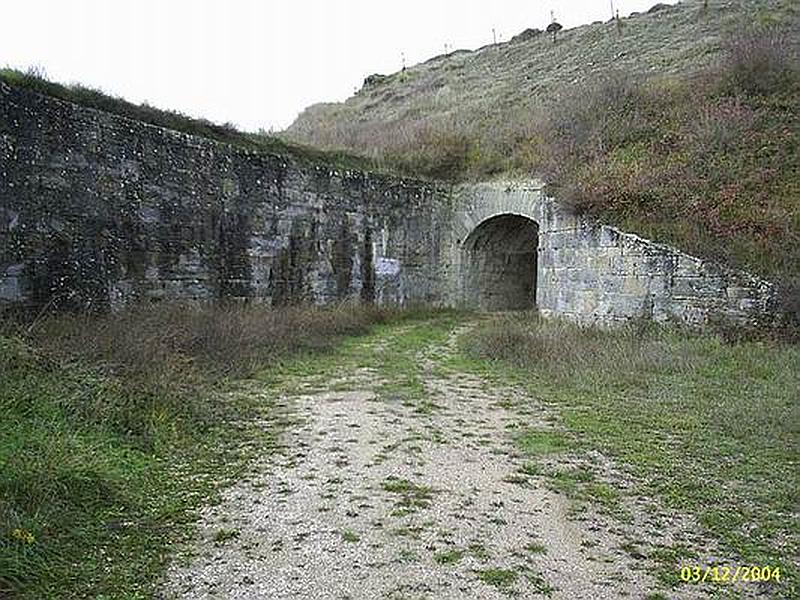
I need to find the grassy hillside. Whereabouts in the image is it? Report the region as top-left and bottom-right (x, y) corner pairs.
(284, 0), (800, 308)
(284, 0), (796, 171)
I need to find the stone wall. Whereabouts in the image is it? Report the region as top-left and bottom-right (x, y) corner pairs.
(0, 82), (449, 312)
(0, 84), (781, 329)
(447, 181), (778, 327)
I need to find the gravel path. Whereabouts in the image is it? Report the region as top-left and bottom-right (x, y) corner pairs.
(159, 320), (711, 599)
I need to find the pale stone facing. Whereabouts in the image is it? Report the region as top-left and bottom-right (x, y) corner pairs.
(448, 181), (778, 328)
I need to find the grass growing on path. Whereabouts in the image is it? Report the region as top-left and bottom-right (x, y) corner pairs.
(0, 303), (401, 598)
(263, 308), (464, 404)
(462, 313), (800, 593)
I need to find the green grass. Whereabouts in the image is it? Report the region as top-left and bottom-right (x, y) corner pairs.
(433, 548), (465, 564)
(586, 482), (621, 509)
(462, 313), (800, 594)
(213, 528), (241, 545)
(525, 542), (547, 555)
(0, 303), (413, 598)
(382, 477), (436, 515)
(341, 529), (360, 543)
(467, 542), (490, 561)
(515, 429), (574, 456)
(475, 567), (518, 588)
(0, 336), (273, 598)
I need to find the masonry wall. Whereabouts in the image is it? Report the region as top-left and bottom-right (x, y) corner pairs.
(0, 82), (450, 312)
(0, 85), (780, 329)
(538, 215), (778, 327)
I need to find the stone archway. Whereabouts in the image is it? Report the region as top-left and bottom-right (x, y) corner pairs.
(462, 214), (539, 311)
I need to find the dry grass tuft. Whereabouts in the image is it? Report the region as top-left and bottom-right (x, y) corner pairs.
(464, 313), (694, 380)
(2, 302), (394, 447)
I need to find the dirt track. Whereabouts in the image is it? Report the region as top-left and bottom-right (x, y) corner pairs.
(159, 318), (742, 599)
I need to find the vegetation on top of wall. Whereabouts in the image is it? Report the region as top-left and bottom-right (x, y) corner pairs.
(538, 25), (800, 315)
(283, 0), (800, 311)
(0, 67), (377, 173)
(0, 302), (398, 598)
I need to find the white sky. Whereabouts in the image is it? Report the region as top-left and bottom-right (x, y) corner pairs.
(1, 0), (677, 132)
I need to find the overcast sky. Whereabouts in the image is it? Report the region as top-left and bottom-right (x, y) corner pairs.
(2, 0), (678, 131)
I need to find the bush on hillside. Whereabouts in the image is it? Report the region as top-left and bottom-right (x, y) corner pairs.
(720, 24), (799, 95)
(530, 23), (800, 288)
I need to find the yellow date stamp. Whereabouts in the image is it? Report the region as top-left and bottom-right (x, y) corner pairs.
(680, 565), (782, 584)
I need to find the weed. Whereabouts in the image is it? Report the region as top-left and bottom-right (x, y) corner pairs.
(434, 549), (465, 564)
(502, 474), (530, 486)
(468, 542), (490, 561)
(476, 568), (518, 588)
(341, 530), (360, 543)
(525, 542), (547, 555)
(382, 477), (436, 514)
(213, 528), (240, 544)
(398, 548), (418, 562)
(515, 430), (574, 456)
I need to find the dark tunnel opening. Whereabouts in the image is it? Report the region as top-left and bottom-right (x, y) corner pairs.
(463, 214), (539, 311)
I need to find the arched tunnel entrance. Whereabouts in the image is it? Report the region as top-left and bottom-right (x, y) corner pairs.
(463, 214), (539, 311)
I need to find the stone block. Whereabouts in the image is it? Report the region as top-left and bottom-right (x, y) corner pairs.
(726, 286), (757, 301)
(671, 276), (724, 298)
(598, 226), (622, 248)
(610, 255), (640, 276)
(575, 290), (599, 314)
(599, 275), (625, 295)
(587, 253), (612, 272)
(621, 276), (649, 296)
(675, 255), (704, 277)
(0, 276), (22, 302)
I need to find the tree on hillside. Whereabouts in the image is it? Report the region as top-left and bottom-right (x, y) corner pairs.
(547, 21), (563, 43)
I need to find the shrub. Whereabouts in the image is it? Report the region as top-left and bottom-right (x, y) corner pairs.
(3, 302), (393, 447)
(0, 302), (395, 596)
(385, 129), (475, 181)
(719, 24), (799, 96)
